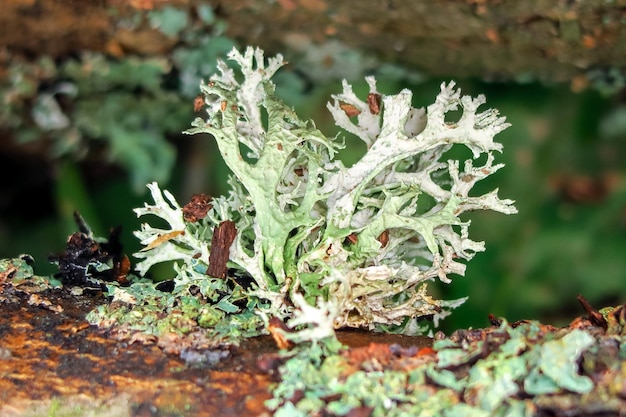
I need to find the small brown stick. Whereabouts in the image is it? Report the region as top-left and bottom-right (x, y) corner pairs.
(207, 220), (237, 279)
(267, 317), (294, 350)
(576, 294), (608, 329)
(367, 93), (381, 115)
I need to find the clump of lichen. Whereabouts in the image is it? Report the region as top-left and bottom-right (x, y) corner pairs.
(125, 46), (516, 344)
(74, 44), (518, 347)
(266, 314), (626, 416)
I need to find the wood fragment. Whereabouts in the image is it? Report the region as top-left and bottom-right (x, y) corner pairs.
(345, 233), (358, 245)
(576, 294), (608, 329)
(377, 230), (389, 248)
(183, 193), (213, 222)
(367, 93), (381, 115)
(207, 220), (237, 279)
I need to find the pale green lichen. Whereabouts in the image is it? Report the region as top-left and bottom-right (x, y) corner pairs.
(267, 321), (625, 416)
(0, 257), (61, 291)
(133, 46), (516, 343)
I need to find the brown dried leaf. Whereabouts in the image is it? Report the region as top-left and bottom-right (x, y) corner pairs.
(141, 230), (185, 252)
(183, 193), (213, 222)
(340, 102), (361, 117)
(267, 317), (294, 350)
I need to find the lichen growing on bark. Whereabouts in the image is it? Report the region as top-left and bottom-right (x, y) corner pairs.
(130, 46), (516, 343)
(266, 314), (626, 416)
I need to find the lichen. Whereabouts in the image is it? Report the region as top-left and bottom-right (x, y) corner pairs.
(266, 318), (626, 416)
(131, 46), (516, 343)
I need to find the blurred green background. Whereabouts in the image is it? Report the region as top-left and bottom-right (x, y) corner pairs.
(1, 3), (625, 333)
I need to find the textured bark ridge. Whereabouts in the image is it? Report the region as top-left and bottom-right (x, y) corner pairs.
(2, 0), (626, 84)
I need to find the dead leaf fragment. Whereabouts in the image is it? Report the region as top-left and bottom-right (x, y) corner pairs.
(340, 102), (361, 117)
(267, 317), (295, 350)
(141, 230), (185, 252)
(183, 193), (213, 222)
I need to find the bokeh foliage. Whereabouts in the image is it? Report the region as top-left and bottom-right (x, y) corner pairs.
(1, 3), (624, 332)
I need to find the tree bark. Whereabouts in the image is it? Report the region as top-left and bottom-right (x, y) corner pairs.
(1, 0), (625, 84)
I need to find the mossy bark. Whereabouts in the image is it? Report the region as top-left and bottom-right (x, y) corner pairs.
(2, 0), (626, 84)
